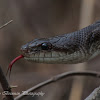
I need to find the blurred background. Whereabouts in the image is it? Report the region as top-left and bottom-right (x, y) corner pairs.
(0, 0), (100, 100)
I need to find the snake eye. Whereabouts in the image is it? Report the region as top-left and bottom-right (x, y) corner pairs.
(41, 42), (52, 50)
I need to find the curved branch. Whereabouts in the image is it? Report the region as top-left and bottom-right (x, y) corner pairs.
(15, 71), (100, 100)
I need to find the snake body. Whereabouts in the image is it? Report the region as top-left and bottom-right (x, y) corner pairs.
(21, 20), (100, 64)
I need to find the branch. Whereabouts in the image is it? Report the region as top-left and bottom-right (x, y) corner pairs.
(0, 66), (14, 100)
(15, 71), (100, 100)
(0, 20), (14, 100)
(0, 20), (13, 29)
(85, 86), (100, 100)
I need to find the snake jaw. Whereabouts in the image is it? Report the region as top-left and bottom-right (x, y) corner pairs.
(7, 55), (24, 77)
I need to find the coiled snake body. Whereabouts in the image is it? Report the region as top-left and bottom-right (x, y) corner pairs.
(21, 20), (100, 64)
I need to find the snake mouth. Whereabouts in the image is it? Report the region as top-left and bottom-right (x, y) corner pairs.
(23, 50), (86, 64)
(24, 57), (63, 63)
(23, 51), (66, 63)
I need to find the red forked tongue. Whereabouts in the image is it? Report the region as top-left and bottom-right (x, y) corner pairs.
(6, 55), (24, 78)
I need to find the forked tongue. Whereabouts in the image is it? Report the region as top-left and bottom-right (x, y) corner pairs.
(7, 55), (24, 78)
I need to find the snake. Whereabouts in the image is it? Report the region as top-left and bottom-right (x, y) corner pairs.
(7, 20), (100, 76)
(20, 20), (100, 64)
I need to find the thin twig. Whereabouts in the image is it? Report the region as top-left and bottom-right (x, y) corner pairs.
(0, 20), (13, 29)
(0, 20), (14, 100)
(0, 66), (14, 100)
(15, 71), (100, 100)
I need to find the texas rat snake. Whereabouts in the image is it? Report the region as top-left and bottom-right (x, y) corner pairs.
(20, 20), (100, 64)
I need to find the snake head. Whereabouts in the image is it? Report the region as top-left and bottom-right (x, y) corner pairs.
(20, 36), (81, 64)
(20, 38), (60, 63)
(21, 37), (69, 64)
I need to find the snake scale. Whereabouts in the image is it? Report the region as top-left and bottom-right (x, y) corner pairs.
(20, 20), (100, 64)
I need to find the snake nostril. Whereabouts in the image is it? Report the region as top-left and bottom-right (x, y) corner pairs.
(21, 47), (28, 53)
